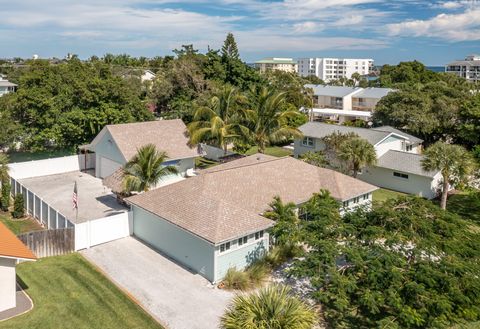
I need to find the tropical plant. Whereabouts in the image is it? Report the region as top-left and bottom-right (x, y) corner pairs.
(299, 151), (327, 167)
(243, 87), (303, 153)
(421, 142), (476, 210)
(188, 85), (245, 155)
(264, 196), (301, 246)
(0, 153), (9, 184)
(1, 181), (11, 212)
(12, 193), (24, 218)
(123, 144), (178, 193)
(222, 267), (250, 291)
(337, 137), (377, 177)
(221, 284), (317, 329)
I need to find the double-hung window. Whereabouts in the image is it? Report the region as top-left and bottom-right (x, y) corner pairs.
(220, 242), (231, 253)
(255, 231), (264, 240)
(238, 236), (248, 246)
(302, 137), (314, 147)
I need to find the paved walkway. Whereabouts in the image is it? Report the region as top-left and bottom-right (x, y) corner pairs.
(82, 237), (233, 329)
(0, 285), (33, 321)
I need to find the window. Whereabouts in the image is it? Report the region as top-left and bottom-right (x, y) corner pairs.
(353, 197), (360, 204)
(302, 137), (314, 147)
(343, 201), (349, 207)
(238, 236), (248, 246)
(406, 144), (413, 152)
(363, 194), (369, 200)
(393, 172), (409, 179)
(220, 241), (231, 253)
(255, 231), (264, 240)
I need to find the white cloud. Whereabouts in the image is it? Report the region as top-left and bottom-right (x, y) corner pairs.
(292, 22), (322, 33)
(387, 9), (480, 41)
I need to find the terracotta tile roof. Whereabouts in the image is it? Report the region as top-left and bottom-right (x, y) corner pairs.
(127, 155), (377, 244)
(106, 119), (199, 161)
(0, 222), (36, 260)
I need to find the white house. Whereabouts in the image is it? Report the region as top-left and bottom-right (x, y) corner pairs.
(0, 78), (17, 97)
(294, 122), (442, 199)
(0, 222), (36, 313)
(298, 58), (374, 81)
(254, 58), (297, 73)
(304, 84), (393, 123)
(446, 55), (480, 82)
(141, 70), (156, 83)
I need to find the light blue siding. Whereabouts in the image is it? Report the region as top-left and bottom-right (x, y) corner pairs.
(215, 235), (268, 282)
(94, 130), (126, 164)
(132, 206), (216, 282)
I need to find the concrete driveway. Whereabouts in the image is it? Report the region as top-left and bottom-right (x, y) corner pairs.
(81, 237), (233, 329)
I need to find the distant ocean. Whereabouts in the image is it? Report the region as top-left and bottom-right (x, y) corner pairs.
(427, 66), (445, 73)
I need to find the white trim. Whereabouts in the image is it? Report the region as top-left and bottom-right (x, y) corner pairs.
(311, 108), (372, 118)
(0, 255), (35, 262)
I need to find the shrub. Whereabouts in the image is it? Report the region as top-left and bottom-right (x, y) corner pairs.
(265, 244), (303, 268)
(12, 193), (24, 218)
(0, 181), (10, 211)
(246, 262), (269, 286)
(222, 268), (250, 291)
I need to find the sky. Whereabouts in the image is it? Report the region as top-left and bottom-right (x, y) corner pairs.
(0, 0), (479, 65)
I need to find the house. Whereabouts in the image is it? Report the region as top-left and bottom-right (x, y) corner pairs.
(141, 70), (156, 83)
(126, 154), (377, 283)
(446, 55), (480, 82)
(254, 58), (297, 73)
(0, 222), (36, 312)
(294, 122), (442, 199)
(0, 78), (17, 97)
(304, 84), (393, 123)
(298, 58), (374, 81)
(81, 119), (199, 179)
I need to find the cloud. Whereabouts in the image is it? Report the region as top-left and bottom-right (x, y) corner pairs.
(387, 8), (480, 41)
(292, 22), (322, 34)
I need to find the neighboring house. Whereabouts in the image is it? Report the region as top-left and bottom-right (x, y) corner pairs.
(298, 57), (374, 81)
(294, 122), (441, 199)
(127, 154), (377, 283)
(254, 58), (297, 73)
(445, 54), (480, 82)
(81, 119), (199, 179)
(304, 84), (393, 123)
(141, 70), (156, 83)
(0, 78), (17, 97)
(0, 222), (36, 312)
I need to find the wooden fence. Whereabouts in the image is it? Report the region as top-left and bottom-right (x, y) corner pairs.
(17, 228), (75, 258)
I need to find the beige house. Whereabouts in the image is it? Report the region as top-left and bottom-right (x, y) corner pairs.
(254, 58), (297, 73)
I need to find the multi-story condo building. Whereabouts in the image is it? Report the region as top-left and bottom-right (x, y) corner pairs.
(254, 57), (297, 73)
(298, 58), (374, 81)
(0, 76), (17, 97)
(304, 84), (393, 123)
(445, 55), (480, 82)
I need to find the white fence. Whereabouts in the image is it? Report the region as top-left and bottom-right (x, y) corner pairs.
(74, 212), (132, 250)
(9, 154), (95, 180)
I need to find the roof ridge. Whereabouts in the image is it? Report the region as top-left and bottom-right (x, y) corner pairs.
(203, 155), (289, 175)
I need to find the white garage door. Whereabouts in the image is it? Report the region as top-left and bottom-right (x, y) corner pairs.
(99, 157), (122, 178)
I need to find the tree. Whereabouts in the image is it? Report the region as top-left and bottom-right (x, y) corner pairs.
(221, 33), (240, 60)
(1, 181), (11, 212)
(123, 144), (178, 193)
(457, 93), (480, 148)
(351, 72), (361, 86)
(299, 151), (327, 167)
(0, 154), (9, 184)
(188, 85), (245, 155)
(12, 193), (24, 218)
(221, 284), (317, 329)
(337, 137), (377, 177)
(264, 196), (300, 246)
(243, 87), (303, 153)
(422, 142), (476, 210)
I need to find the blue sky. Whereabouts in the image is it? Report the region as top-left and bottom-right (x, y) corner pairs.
(0, 0), (479, 65)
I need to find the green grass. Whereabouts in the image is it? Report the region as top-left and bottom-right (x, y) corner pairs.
(195, 157), (220, 169)
(7, 149), (75, 163)
(0, 212), (43, 235)
(0, 254), (162, 329)
(446, 190), (480, 224)
(372, 188), (408, 203)
(244, 146), (292, 157)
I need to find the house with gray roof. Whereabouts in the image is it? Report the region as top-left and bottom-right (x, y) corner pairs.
(0, 78), (17, 97)
(127, 154), (377, 282)
(294, 122), (442, 199)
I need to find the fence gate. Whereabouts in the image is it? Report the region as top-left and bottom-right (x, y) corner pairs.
(17, 228), (75, 258)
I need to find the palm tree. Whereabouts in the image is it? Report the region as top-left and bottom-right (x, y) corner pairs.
(338, 137), (377, 178)
(244, 87), (303, 153)
(0, 153), (9, 184)
(422, 142), (476, 210)
(188, 85), (245, 155)
(123, 144), (178, 193)
(221, 284), (317, 329)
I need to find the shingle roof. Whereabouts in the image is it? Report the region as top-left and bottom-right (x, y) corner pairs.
(376, 150), (438, 178)
(0, 222), (36, 260)
(305, 84), (360, 98)
(353, 87), (393, 99)
(105, 119), (198, 162)
(299, 122), (392, 145)
(127, 155), (377, 243)
(372, 126), (423, 144)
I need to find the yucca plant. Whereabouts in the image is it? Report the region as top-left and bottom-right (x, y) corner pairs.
(222, 268), (250, 291)
(221, 284), (317, 329)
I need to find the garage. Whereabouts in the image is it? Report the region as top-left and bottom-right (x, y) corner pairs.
(98, 156), (122, 179)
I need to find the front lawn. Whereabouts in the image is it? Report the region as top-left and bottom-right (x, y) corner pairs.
(0, 254), (162, 329)
(372, 188), (408, 203)
(244, 146), (292, 157)
(0, 212), (43, 235)
(446, 190), (480, 223)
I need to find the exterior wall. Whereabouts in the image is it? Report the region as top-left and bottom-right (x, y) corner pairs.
(132, 206), (215, 282)
(177, 157), (196, 173)
(0, 257), (17, 312)
(374, 136), (405, 157)
(293, 137), (326, 158)
(94, 130), (126, 177)
(341, 192), (373, 214)
(352, 97), (379, 111)
(215, 233), (269, 282)
(201, 144), (236, 161)
(359, 166), (438, 199)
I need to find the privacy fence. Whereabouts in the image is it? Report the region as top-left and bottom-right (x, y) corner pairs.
(17, 228), (74, 258)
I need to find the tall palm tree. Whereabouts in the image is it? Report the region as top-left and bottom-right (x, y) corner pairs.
(221, 284), (317, 329)
(123, 144), (178, 193)
(244, 87), (303, 153)
(338, 137), (377, 178)
(188, 85), (245, 155)
(0, 153), (9, 184)
(422, 142), (476, 210)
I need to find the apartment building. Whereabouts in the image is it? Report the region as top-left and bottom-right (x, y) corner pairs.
(304, 84), (393, 123)
(445, 55), (480, 82)
(254, 57), (297, 73)
(298, 58), (374, 81)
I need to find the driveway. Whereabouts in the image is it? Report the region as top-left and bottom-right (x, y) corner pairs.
(81, 237), (233, 329)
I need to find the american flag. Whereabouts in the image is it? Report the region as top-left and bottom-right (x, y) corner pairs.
(72, 181), (78, 210)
